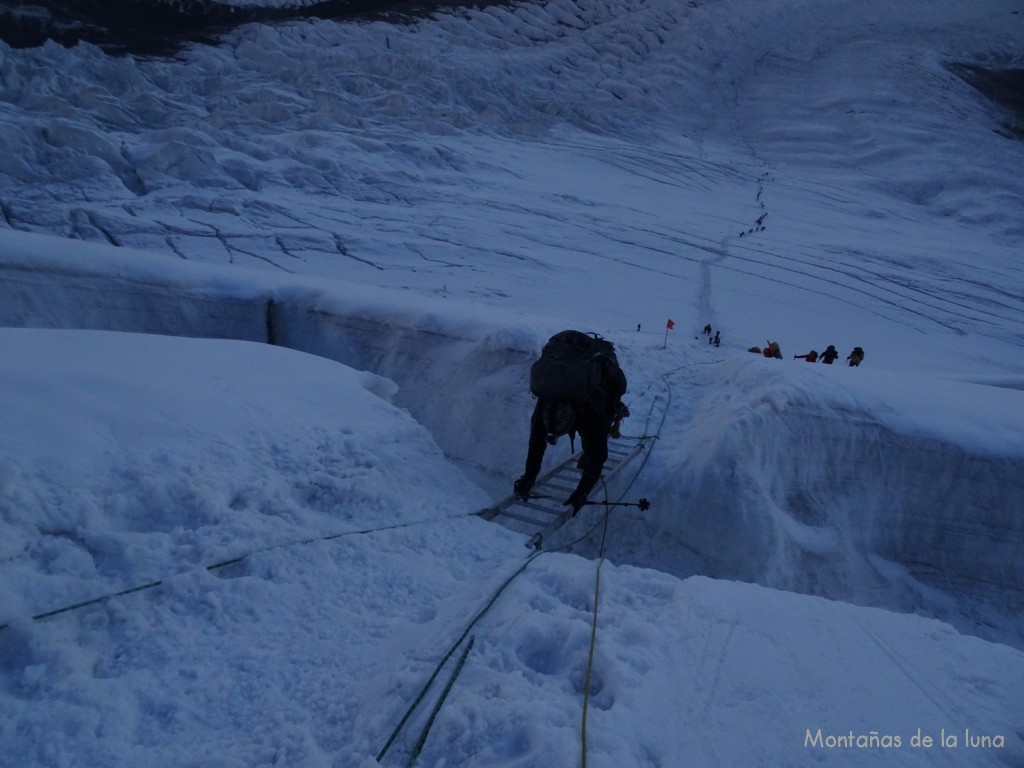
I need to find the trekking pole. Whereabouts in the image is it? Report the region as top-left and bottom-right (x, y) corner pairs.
(581, 498), (651, 511)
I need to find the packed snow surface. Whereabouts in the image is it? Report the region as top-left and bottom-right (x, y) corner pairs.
(1, 0), (1023, 765)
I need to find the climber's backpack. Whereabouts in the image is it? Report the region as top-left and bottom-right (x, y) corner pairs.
(530, 330), (616, 406)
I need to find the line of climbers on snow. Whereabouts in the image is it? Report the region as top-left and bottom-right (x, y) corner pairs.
(702, 324), (864, 366)
(751, 341), (865, 367)
(792, 344), (864, 366)
(697, 319), (865, 367)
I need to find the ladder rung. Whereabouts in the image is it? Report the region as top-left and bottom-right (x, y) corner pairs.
(517, 500), (563, 516)
(497, 509), (552, 527)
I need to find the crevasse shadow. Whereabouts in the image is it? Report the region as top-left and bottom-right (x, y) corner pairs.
(950, 62), (1024, 141)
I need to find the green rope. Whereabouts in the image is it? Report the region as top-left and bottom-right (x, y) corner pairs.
(0, 513), (480, 634)
(0, 557), (244, 632)
(405, 636), (476, 767)
(376, 552), (542, 763)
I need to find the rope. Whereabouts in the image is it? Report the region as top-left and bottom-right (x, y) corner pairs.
(574, 369), (679, 767)
(580, 481), (613, 768)
(376, 552), (542, 763)
(405, 636), (475, 767)
(0, 512), (481, 634)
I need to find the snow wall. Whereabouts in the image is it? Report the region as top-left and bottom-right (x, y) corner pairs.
(0, 233), (543, 488)
(610, 359), (1024, 641)
(2, 233), (1022, 643)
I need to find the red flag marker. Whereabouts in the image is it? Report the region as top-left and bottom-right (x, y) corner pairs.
(663, 319), (676, 348)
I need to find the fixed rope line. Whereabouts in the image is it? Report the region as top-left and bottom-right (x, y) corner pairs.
(580, 480), (613, 768)
(581, 556), (605, 768)
(0, 558), (243, 632)
(0, 510), (483, 634)
(405, 635), (476, 767)
(375, 551), (544, 763)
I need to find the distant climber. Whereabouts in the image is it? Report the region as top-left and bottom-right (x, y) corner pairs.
(794, 350), (818, 363)
(713, 330), (721, 347)
(764, 340), (782, 359)
(847, 346), (865, 367)
(703, 323), (712, 336)
(819, 345), (839, 364)
(514, 330), (628, 516)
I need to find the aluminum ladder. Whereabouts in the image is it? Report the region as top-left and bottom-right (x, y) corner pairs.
(478, 435), (648, 549)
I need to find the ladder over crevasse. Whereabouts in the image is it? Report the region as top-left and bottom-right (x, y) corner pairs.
(478, 436), (648, 550)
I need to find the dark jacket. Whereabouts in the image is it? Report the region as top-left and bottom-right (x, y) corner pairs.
(820, 346), (839, 364)
(521, 353), (627, 503)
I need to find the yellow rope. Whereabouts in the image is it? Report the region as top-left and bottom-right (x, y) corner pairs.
(581, 554), (606, 768)
(580, 490), (613, 768)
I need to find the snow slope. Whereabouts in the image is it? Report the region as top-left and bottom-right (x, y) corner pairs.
(2, 327), (1022, 768)
(1, 0), (1023, 765)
